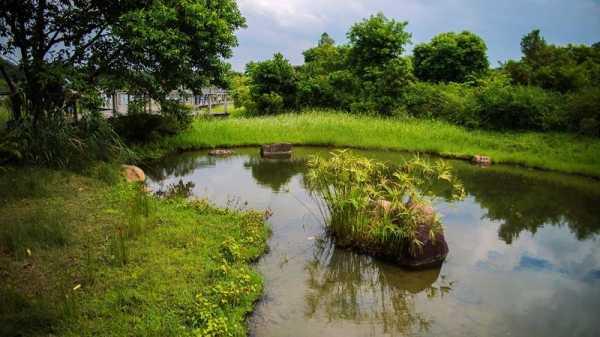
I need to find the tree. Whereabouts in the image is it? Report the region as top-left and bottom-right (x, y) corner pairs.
(0, 0), (246, 125)
(521, 29), (548, 68)
(247, 53), (297, 114)
(346, 13), (413, 115)
(413, 31), (489, 83)
(297, 33), (352, 108)
(317, 32), (335, 47)
(503, 30), (600, 92)
(347, 13), (411, 71)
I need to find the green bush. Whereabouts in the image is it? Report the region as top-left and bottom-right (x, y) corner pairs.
(9, 114), (129, 168)
(247, 53), (297, 115)
(565, 88), (600, 137)
(110, 113), (182, 143)
(413, 31), (489, 83)
(254, 92), (284, 115)
(469, 83), (564, 131)
(402, 82), (471, 125)
(160, 99), (192, 129)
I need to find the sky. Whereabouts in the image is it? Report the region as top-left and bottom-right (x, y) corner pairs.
(229, 0), (600, 71)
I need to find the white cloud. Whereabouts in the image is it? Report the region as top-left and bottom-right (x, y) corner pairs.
(230, 0), (600, 70)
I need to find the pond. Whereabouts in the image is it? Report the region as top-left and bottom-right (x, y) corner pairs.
(144, 147), (600, 337)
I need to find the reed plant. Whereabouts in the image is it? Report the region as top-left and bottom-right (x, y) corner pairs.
(307, 150), (464, 256)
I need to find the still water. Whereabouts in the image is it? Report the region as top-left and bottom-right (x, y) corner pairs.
(144, 147), (600, 337)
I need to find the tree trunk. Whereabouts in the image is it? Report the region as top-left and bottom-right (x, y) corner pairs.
(0, 64), (22, 122)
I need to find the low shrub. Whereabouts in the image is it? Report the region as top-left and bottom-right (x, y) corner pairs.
(7, 114), (130, 168)
(565, 87), (600, 137)
(469, 84), (565, 131)
(402, 82), (472, 125)
(254, 92), (284, 115)
(110, 113), (182, 143)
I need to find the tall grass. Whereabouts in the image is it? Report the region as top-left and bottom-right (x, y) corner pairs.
(306, 151), (464, 257)
(152, 111), (600, 178)
(0, 167), (270, 337)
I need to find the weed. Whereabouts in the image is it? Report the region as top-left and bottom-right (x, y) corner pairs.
(0, 204), (70, 258)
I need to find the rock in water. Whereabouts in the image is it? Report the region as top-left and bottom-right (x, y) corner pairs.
(208, 149), (234, 156)
(472, 155), (492, 166)
(397, 201), (449, 269)
(260, 143), (292, 159)
(122, 165), (145, 183)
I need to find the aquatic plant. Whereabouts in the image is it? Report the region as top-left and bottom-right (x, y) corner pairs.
(307, 150), (464, 257)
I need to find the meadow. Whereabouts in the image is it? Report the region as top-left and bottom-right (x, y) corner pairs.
(0, 165), (269, 337)
(147, 111), (600, 178)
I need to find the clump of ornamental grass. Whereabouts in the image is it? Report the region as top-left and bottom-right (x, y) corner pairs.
(307, 150), (465, 257)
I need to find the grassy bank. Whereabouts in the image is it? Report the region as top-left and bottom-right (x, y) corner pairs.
(146, 111), (600, 178)
(0, 166), (269, 337)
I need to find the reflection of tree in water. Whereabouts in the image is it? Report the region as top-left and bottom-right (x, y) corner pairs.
(244, 158), (306, 192)
(142, 152), (218, 181)
(453, 163), (600, 243)
(304, 239), (452, 336)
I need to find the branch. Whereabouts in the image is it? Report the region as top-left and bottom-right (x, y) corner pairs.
(66, 27), (108, 64)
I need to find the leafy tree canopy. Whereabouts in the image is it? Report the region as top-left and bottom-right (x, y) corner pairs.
(0, 0), (246, 123)
(413, 31), (489, 83)
(503, 29), (600, 92)
(347, 13), (411, 71)
(246, 53), (297, 114)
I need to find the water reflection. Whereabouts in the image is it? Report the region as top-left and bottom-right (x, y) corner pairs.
(144, 148), (600, 337)
(244, 158), (306, 192)
(305, 239), (452, 335)
(143, 152), (217, 181)
(451, 163), (600, 243)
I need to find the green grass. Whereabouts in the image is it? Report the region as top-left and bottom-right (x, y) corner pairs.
(147, 111), (600, 178)
(0, 100), (9, 129)
(0, 166), (269, 337)
(194, 103), (246, 117)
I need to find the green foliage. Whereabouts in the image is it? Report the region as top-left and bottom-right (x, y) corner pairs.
(402, 75), (568, 132)
(413, 31), (489, 83)
(229, 74), (254, 114)
(347, 13), (411, 70)
(520, 29), (548, 68)
(1, 0), (246, 124)
(246, 53), (297, 115)
(307, 151), (464, 255)
(0, 168), (269, 337)
(0, 205), (70, 258)
(153, 111), (600, 177)
(503, 29), (600, 92)
(469, 80), (564, 131)
(296, 37), (352, 109)
(353, 57), (413, 115)
(403, 82), (471, 124)
(110, 113), (185, 143)
(7, 114), (131, 168)
(346, 13), (413, 115)
(565, 87), (600, 137)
